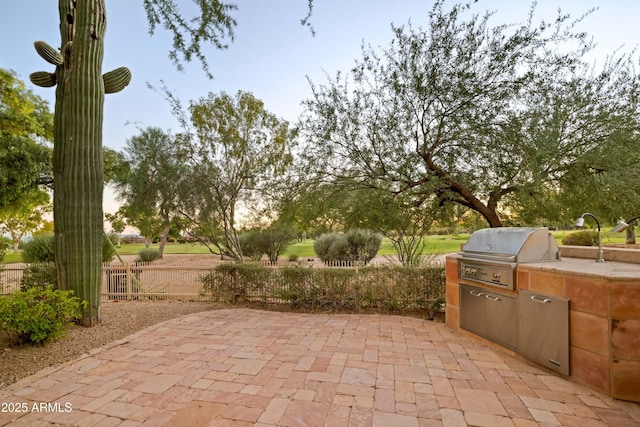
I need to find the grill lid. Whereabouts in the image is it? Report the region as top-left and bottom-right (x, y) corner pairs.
(461, 227), (560, 263)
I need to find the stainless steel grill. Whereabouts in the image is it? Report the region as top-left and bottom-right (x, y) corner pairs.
(458, 227), (560, 290)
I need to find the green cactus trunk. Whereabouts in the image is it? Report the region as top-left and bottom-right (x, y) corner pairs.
(30, 1), (129, 326)
(53, 0), (106, 326)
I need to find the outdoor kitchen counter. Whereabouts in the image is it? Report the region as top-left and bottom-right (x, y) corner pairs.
(520, 256), (640, 280)
(445, 254), (640, 404)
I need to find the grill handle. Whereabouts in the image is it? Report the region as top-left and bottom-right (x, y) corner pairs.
(485, 294), (502, 302)
(469, 290), (484, 297)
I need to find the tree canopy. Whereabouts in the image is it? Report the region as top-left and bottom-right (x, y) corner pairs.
(175, 90), (296, 260)
(299, 1), (640, 228)
(0, 69), (53, 210)
(112, 126), (187, 256)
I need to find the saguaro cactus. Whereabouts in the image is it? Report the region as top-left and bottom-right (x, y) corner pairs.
(30, 1), (131, 325)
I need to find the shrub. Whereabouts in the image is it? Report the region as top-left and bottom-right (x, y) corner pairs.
(288, 253), (299, 262)
(20, 262), (57, 291)
(20, 234), (117, 290)
(238, 231), (264, 261)
(256, 226), (295, 264)
(313, 230), (382, 264)
(313, 233), (342, 262)
(23, 233), (119, 263)
(277, 265), (445, 316)
(200, 263), (270, 303)
(562, 230), (598, 246)
(21, 234), (55, 263)
(344, 230), (382, 263)
(136, 248), (161, 263)
(0, 285), (85, 344)
(0, 239), (8, 261)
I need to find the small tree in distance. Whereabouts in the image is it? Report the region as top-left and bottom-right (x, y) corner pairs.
(257, 226), (296, 264)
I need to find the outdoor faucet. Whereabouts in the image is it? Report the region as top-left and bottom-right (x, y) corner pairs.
(575, 213), (605, 263)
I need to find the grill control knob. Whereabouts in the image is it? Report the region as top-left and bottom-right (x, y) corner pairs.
(493, 272), (501, 280)
(465, 267), (476, 275)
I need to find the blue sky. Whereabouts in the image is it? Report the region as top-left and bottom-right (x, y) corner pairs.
(2, 1), (638, 215)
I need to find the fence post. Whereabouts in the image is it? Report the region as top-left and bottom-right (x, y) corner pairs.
(126, 262), (132, 300)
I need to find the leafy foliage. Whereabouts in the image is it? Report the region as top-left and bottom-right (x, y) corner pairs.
(112, 127), (188, 257)
(0, 239), (8, 261)
(173, 90), (296, 260)
(238, 231), (265, 261)
(20, 263), (57, 292)
(0, 285), (85, 344)
(21, 234), (55, 263)
(299, 1), (640, 228)
(136, 248), (161, 263)
(200, 263), (446, 318)
(20, 234), (119, 291)
(143, 0), (238, 78)
(200, 263), (271, 303)
(256, 226), (296, 264)
(0, 69), (53, 212)
(313, 230), (381, 264)
(561, 231), (599, 246)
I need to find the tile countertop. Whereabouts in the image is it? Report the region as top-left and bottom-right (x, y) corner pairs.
(519, 257), (640, 281)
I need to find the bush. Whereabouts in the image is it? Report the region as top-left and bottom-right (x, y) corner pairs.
(313, 233), (342, 262)
(0, 239), (8, 261)
(288, 253), (299, 262)
(313, 230), (382, 264)
(0, 285), (85, 344)
(22, 233), (117, 264)
(256, 226), (295, 264)
(21, 234), (55, 263)
(20, 234), (118, 290)
(562, 230), (598, 246)
(238, 231), (264, 261)
(277, 265), (445, 316)
(20, 263), (57, 291)
(200, 263), (271, 303)
(344, 230), (381, 263)
(136, 248), (161, 263)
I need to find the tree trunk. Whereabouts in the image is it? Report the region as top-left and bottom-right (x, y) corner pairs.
(158, 223), (171, 258)
(626, 227), (636, 245)
(53, 1), (106, 326)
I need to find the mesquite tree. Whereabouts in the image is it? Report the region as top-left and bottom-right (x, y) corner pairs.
(300, 1), (640, 228)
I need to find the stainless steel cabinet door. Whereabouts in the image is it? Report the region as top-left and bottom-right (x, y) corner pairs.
(484, 290), (517, 350)
(518, 290), (570, 375)
(460, 284), (517, 350)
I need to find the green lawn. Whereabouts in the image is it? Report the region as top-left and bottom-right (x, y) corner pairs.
(1, 230), (629, 264)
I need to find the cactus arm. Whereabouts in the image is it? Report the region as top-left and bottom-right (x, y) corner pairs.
(30, 71), (57, 87)
(34, 41), (64, 66)
(103, 67), (132, 94)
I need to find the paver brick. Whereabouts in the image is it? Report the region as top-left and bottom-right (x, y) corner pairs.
(1, 309), (638, 427)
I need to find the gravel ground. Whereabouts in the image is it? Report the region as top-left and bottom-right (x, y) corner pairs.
(0, 300), (222, 389)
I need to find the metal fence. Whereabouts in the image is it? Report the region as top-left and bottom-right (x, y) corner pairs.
(0, 263), (28, 295)
(1, 258), (446, 309)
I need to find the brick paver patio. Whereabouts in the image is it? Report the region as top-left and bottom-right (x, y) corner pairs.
(1, 308), (638, 426)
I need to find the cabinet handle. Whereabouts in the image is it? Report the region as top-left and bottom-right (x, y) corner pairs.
(531, 295), (551, 304)
(485, 294), (502, 302)
(469, 290), (484, 297)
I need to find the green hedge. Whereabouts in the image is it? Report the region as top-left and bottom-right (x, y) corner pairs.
(200, 263), (446, 317)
